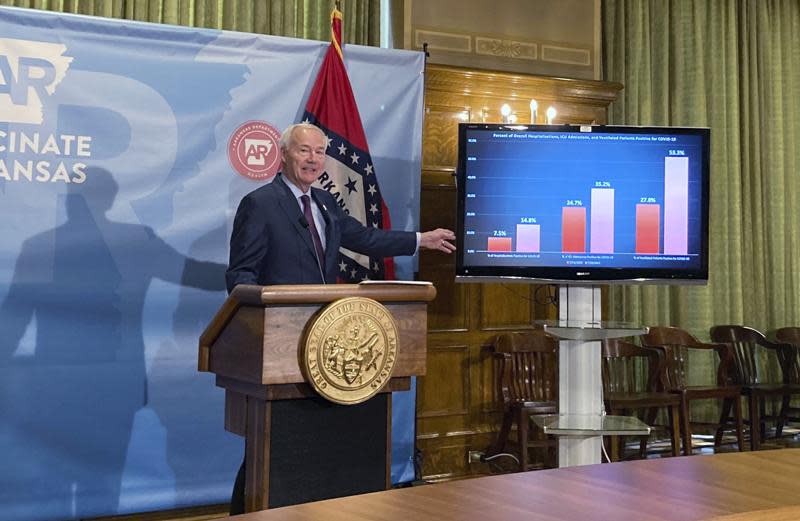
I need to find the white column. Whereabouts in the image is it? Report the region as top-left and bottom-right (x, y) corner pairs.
(557, 285), (603, 467)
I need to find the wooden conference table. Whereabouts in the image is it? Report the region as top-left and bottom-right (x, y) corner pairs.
(219, 449), (800, 521)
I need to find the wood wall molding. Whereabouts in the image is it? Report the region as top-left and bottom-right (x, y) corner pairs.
(416, 63), (621, 481)
(413, 27), (595, 70)
(417, 344), (470, 418)
(425, 64), (621, 107)
(475, 37), (538, 61)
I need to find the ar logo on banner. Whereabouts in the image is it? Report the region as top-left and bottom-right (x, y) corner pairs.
(0, 38), (73, 125)
(227, 120), (282, 181)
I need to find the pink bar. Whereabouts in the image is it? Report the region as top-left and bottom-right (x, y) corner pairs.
(664, 157), (689, 254)
(590, 188), (614, 253)
(516, 224), (541, 252)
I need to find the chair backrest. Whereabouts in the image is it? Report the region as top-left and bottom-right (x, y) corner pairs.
(774, 327), (800, 346)
(602, 338), (664, 394)
(710, 325), (782, 385)
(642, 326), (699, 346)
(492, 331), (558, 406)
(772, 327), (800, 384)
(642, 326), (734, 388)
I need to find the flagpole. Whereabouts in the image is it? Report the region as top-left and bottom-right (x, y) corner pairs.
(419, 43), (437, 186)
(421, 43), (429, 125)
(421, 42), (429, 119)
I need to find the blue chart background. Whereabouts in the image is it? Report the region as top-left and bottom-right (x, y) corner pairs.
(462, 130), (705, 269)
(0, 7), (424, 521)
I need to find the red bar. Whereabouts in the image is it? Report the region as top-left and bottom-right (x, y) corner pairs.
(561, 207), (586, 253)
(487, 237), (513, 252)
(635, 204), (660, 254)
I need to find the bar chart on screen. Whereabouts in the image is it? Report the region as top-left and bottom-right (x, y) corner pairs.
(461, 131), (702, 273)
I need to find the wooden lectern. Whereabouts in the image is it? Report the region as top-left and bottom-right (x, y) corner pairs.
(199, 283), (435, 512)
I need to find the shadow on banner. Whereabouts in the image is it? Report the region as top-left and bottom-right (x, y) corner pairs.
(0, 167), (225, 520)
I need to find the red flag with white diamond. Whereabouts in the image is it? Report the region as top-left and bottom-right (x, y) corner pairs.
(303, 7), (396, 281)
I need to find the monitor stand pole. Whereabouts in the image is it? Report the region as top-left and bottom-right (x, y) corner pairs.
(539, 286), (649, 466)
(557, 285), (603, 467)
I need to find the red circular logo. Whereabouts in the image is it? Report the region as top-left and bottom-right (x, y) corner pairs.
(228, 121), (282, 181)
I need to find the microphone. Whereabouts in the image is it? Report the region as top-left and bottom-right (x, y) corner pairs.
(298, 216), (309, 228)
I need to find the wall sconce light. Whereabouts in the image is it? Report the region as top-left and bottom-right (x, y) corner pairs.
(500, 103), (513, 123)
(546, 106), (557, 125)
(530, 99), (538, 124)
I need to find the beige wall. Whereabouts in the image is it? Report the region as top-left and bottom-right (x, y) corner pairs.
(396, 0), (600, 80)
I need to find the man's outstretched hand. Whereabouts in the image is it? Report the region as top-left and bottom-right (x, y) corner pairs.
(419, 228), (456, 253)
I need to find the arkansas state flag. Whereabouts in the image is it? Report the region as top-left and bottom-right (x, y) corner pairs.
(304, 8), (395, 281)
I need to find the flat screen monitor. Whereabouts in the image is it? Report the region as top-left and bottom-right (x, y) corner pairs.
(455, 124), (710, 284)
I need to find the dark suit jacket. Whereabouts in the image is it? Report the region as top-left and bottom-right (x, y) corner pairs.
(226, 174), (416, 292)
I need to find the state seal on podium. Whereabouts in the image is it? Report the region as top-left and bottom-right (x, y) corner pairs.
(302, 297), (398, 405)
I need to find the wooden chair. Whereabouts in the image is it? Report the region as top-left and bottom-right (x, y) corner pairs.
(710, 325), (800, 450)
(602, 338), (684, 460)
(642, 326), (744, 455)
(486, 331), (558, 471)
(768, 327), (800, 437)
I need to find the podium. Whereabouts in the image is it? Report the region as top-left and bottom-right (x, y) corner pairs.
(198, 283), (435, 512)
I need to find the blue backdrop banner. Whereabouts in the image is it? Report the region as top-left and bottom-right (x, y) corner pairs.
(0, 7), (424, 520)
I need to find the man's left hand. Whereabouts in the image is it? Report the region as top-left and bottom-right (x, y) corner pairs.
(419, 228), (456, 253)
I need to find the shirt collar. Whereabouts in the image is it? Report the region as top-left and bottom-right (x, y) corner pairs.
(283, 175), (309, 201)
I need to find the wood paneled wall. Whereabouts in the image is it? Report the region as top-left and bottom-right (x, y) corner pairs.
(416, 64), (621, 481)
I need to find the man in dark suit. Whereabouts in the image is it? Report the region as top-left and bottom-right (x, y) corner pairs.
(226, 122), (454, 513)
(226, 123), (454, 291)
